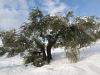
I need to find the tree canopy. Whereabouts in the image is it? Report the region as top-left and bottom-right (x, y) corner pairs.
(0, 7), (100, 66)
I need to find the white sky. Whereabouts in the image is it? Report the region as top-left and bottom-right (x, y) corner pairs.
(0, 0), (35, 30)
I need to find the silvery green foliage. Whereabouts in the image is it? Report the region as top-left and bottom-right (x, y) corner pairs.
(0, 7), (100, 65)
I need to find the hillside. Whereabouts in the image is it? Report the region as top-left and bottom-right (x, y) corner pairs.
(0, 41), (100, 75)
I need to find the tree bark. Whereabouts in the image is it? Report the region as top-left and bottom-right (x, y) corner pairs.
(46, 34), (60, 63)
(47, 43), (52, 63)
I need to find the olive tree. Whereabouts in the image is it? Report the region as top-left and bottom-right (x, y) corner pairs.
(20, 8), (100, 63)
(0, 7), (100, 65)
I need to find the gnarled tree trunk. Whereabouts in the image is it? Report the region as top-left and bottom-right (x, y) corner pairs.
(46, 34), (59, 63)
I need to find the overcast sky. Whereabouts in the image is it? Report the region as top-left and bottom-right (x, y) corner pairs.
(0, 0), (100, 30)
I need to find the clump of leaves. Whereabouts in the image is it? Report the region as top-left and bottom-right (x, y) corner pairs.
(23, 48), (44, 67)
(66, 49), (80, 63)
(0, 47), (6, 56)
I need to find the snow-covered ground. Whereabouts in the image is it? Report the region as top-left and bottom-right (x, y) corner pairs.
(0, 41), (100, 75)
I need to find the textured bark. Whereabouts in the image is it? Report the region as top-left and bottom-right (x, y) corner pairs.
(46, 34), (59, 63)
(47, 43), (52, 63)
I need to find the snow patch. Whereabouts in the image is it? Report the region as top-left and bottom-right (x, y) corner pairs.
(0, 41), (100, 75)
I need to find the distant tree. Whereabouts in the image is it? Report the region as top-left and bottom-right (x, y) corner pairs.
(0, 7), (100, 66)
(0, 29), (18, 56)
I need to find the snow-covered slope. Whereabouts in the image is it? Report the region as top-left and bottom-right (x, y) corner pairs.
(0, 41), (100, 75)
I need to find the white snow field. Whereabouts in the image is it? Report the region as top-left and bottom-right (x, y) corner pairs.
(0, 41), (100, 75)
